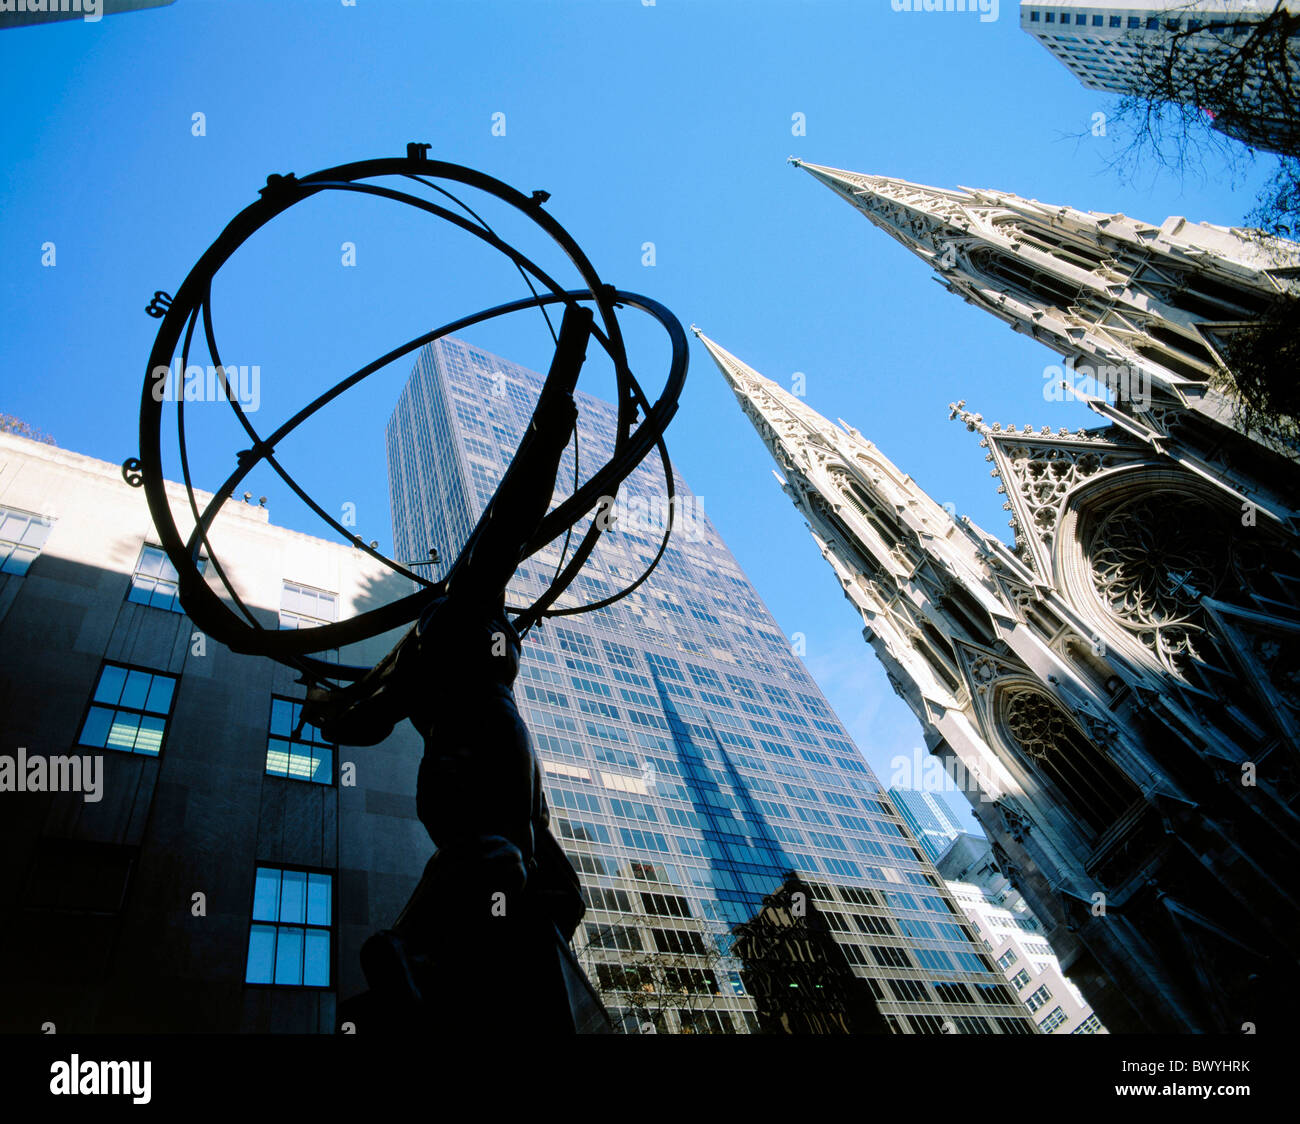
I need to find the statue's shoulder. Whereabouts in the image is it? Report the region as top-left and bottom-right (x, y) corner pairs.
(418, 592), (521, 650)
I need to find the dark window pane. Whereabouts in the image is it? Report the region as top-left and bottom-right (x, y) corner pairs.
(270, 698), (293, 737)
(79, 706), (113, 748)
(274, 926), (304, 985)
(252, 867), (281, 922)
(279, 870), (307, 924)
(303, 929), (330, 986)
(93, 665), (127, 705)
(307, 874), (331, 926)
(144, 675), (174, 715)
(245, 924), (276, 984)
(312, 748), (332, 784)
(119, 670), (152, 711)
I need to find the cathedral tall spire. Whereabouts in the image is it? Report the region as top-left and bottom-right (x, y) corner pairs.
(692, 326), (1004, 602)
(790, 159), (1300, 519)
(691, 327), (838, 460)
(694, 329), (1034, 794)
(787, 159), (983, 269)
(791, 159), (1299, 436)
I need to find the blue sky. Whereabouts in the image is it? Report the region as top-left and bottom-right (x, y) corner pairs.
(0, 0), (1276, 825)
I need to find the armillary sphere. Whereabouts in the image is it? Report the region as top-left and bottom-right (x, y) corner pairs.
(128, 144), (688, 689)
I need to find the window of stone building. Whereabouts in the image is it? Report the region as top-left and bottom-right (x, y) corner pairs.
(244, 866), (333, 988)
(0, 505), (54, 576)
(127, 544), (205, 613)
(78, 662), (178, 757)
(265, 695), (335, 785)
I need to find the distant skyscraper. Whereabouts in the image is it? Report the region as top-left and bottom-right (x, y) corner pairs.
(888, 788), (965, 863)
(939, 833), (1106, 1034)
(385, 336), (1036, 1035)
(1019, 1), (1299, 154)
(700, 160), (1300, 1032)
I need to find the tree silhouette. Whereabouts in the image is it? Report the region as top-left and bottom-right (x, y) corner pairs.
(1084, 5), (1300, 447)
(1104, 2), (1300, 238)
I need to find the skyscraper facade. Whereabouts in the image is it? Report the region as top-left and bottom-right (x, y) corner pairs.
(700, 161), (1300, 1032)
(385, 336), (1037, 1034)
(888, 788), (965, 863)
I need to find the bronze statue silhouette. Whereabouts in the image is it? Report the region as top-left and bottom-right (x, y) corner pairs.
(133, 153), (689, 1034)
(304, 306), (608, 1031)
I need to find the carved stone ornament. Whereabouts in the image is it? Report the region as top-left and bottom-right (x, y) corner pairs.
(1086, 491), (1230, 678)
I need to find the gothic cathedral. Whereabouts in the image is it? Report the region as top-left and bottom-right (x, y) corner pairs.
(698, 160), (1300, 1033)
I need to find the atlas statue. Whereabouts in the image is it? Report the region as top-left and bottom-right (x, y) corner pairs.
(128, 149), (688, 1033)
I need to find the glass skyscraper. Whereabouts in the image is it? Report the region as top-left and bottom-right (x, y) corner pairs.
(888, 788), (966, 864)
(386, 336), (1036, 1035)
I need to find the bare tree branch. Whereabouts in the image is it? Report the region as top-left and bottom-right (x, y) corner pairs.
(0, 413), (56, 445)
(1104, 1), (1300, 238)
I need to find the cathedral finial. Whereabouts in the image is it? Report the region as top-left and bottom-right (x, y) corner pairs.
(948, 400), (988, 433)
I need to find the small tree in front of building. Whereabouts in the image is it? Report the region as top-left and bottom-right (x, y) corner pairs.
(575, 910), (733, 1034)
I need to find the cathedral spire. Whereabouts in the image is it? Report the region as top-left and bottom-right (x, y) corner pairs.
(787, 158), (982, 270)
(691, 326), (839, 465)
(693, 328), (1024, 720)
(692, 326), (963, 547)
(792, 158), (1300, 478)
(708, 317), (1300, 1034)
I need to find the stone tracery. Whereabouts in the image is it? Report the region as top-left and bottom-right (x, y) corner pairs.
(1085, 492), (1231, 678)
(998, 688), (1139, 838)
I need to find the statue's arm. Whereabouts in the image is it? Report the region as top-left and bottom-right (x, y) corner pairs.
(450, 393), (577, 604)
(448, 305), (591, 605)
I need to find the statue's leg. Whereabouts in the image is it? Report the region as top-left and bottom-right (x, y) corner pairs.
(359, 713), (608, 1030)
(400, 703), (538, 929)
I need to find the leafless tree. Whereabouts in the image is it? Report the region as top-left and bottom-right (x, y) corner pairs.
(1207, 292), (1300, 448)
(0, 413), (56, 445)
(575, 911), (734, 1034)
(1105, 2), (1300, 237)
(1089, 5), (1300, 444)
